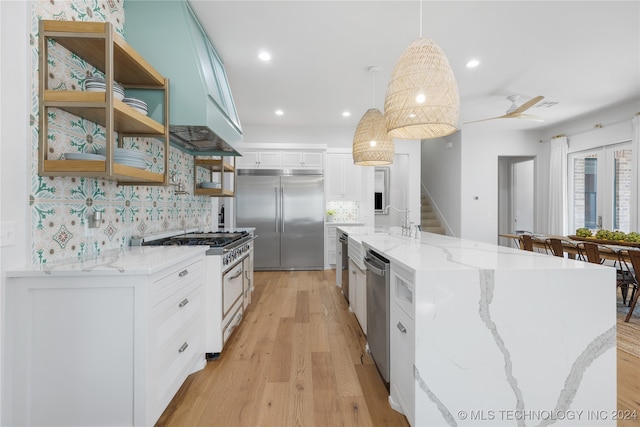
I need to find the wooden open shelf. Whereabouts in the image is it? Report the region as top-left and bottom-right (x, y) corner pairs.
(44, 91), (165, 135)
(38, 20), (169, 185)
(42, 20), (164, 88)
(44, 160), (166, 183)
(194, 157), (236, 197)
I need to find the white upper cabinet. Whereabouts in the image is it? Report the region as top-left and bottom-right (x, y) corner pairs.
(236, 151), (282, 168)
(236, 150), (323, 169)
(281, 151), (324, 168)
(326, 153), (358, 200)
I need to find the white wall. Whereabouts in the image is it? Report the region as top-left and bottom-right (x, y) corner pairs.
(0, 1), (31, 422)
(459, 127), (545, 244)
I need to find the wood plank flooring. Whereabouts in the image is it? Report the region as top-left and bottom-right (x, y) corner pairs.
(157, 270), (640, 427)
(156, 270), (409, 427)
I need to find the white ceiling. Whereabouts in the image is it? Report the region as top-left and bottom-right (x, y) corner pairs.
(189, 1), (640, 134)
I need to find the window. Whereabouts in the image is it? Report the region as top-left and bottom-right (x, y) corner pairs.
(568, 143), (633, 232)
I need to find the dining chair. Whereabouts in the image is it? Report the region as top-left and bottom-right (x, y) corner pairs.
(581, 242), (603, 265)
(519, 234), (533, 251)
(624, 249), (640, 322)
(546, 238), (564, 257)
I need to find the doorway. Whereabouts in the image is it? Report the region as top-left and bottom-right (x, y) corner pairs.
(498, 156), (536, 248)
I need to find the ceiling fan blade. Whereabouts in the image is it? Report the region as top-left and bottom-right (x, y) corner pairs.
(463, 116), (502, 124)
(511, 95), (544, 115)
(515, 113), (544, 122)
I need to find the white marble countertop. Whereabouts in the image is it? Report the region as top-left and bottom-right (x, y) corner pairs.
(338, 226), (607, 273)
(6, 246), (209, 277)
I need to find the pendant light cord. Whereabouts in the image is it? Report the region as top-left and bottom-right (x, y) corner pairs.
(371, 71), (375, 108)
(419, 0), (423, 38)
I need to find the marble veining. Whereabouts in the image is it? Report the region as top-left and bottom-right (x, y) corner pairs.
(539, 325), (616, 427)
(414, 365), (457, 427)
(478, 269), (526, 427)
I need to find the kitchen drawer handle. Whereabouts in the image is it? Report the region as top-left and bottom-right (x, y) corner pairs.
(229, 269), (243, 280)
(178, 342), (189, 353)
(178, 269), (189, 278)
(178, 298), (189, 308)
(397, 322), (407, 334)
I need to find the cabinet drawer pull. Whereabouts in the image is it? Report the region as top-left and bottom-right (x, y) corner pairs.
(229, 269), (243, 280)
(178, 269), (189, 278)
(397, 322), (407, 334)
(178, 298), (189, 308)
(178, 342), (189, 353)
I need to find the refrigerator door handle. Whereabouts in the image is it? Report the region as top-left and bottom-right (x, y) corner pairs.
(281, 187), (285, 233)
(275, 187), (279, 233)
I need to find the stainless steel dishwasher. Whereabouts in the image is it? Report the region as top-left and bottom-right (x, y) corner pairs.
(364, 248), (390, 384)
(338, 231), (349, 303)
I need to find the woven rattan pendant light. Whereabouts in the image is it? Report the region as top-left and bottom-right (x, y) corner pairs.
(384, 2), (459, 139)
(353, 67), (394, 166)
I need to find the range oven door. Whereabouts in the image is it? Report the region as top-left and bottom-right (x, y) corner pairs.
(222, 261), (244, 317)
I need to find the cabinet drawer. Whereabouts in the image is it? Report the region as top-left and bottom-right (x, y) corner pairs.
(152, 259), (203, 306)
(153, 320), (203, 419)
(391, 303), (415, 422)
(223, 300), (243, 344)
(392, 266), (414, 319)
(154, 282), (203, 353)
(223, 261), (244, 317)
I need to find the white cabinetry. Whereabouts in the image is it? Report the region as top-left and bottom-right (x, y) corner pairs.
(236, 151), (282, 168)
(326, 153), (358, 200)
(326, 224), (338, 267)
(348, 259), (367, 333)
(4, 248), (207, 427)
(389, 262), (415, 427)
(237, 150), (323, 169)
(281, 151), (324, 168)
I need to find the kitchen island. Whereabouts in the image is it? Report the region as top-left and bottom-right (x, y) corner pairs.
(338, 227), (616, 427)
(3, 246), (209, 427)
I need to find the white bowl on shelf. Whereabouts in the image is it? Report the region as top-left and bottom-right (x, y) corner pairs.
(200, 182), (221, 189)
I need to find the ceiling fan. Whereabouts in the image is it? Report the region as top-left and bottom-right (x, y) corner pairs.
(464, 95), (545, 124)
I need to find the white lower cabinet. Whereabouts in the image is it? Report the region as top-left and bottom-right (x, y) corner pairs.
(349, 258), (367, 334)
(326, 224), (338, 268)
(389, 262), (415, 427)
(3, 249), (207, 427)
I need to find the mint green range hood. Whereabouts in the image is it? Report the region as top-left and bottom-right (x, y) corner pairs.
(125, 0), (242, 156)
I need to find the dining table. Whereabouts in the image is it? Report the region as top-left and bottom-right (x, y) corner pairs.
(498, 232), (640, 263)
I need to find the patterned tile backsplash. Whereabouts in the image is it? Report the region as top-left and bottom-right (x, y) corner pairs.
(326, 200), (360, 223)
(29, 0), (212, 264)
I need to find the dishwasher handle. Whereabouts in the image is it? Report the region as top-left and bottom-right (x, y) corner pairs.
(364, 256), (386, 276)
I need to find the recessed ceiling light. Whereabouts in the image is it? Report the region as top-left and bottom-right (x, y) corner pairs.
(258, 51), (271, 61)
(275, 109), (284, 116)
(466, 59), (480, 68)
(342, 111), (351, 117)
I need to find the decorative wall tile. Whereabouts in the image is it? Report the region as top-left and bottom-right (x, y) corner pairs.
(326, 200), (360, 223)
(29, 0), (214, 264)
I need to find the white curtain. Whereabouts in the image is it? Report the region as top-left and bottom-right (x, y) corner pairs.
(548, 135), (568, 235)
(632, 114), (640, 231)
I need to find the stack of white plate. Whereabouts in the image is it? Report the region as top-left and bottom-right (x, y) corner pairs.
(122, 97), (148, 115)
(63, 152), (106, 161)
(84, 76), (125, 101)
(200, 181), (221, 189)
(96, 147), (149, 170)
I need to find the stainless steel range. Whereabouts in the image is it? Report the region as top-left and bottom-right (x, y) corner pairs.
(131, 229), (256, 359)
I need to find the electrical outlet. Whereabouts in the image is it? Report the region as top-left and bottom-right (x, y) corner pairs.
(0, 221), (17, 247)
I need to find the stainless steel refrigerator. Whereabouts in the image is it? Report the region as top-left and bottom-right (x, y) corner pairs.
(236, 169), (324, 270)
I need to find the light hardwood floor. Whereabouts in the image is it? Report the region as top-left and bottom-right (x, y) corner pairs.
(157, 270), (640, 427)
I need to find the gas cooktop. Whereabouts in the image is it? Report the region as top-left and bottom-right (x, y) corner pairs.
(131, 230), (251, 254)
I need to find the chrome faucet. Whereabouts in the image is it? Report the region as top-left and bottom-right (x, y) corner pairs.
(384, 205), (412, 237)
